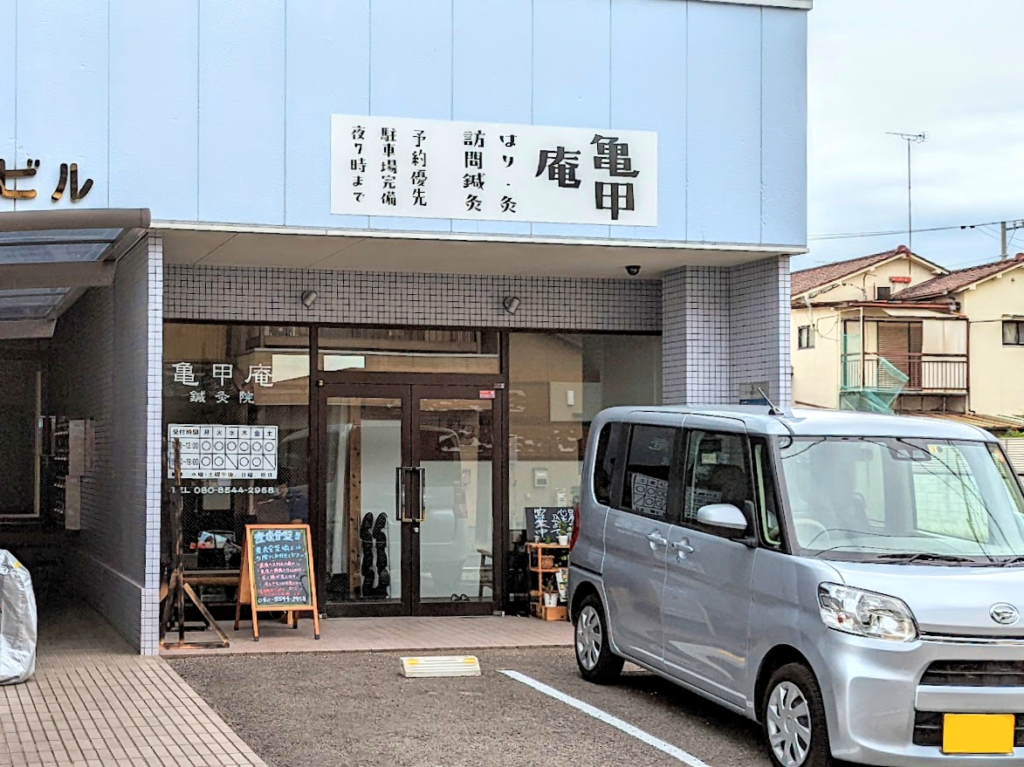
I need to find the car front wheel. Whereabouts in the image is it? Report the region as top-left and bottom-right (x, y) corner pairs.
(762, 662), (833, 767)
(574, 594), (623, 684)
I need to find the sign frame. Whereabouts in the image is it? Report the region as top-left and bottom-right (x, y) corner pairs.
(234, 524), (321, 642)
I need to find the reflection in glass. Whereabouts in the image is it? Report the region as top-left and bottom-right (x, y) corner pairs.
(418, 399), (494, 601)
(507, 333), (662, 531)
(325, 397), (403, 604)
(162, 324), (310, 574)
(318, 327), (499, 374)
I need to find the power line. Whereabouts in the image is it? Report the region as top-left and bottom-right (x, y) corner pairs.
(809, 218), (1022, 242)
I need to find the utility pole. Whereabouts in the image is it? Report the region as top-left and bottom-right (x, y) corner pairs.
(887, 132), (928, 254)
(1000, 220), (1024, 259)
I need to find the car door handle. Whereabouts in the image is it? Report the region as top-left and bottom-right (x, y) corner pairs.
(672, 539), (694, 559)
(646, 531), (668, 547)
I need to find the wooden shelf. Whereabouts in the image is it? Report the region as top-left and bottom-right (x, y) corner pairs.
(525, 542), (569, 621)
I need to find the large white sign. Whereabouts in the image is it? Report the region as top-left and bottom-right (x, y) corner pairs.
(167, 425), (278, 481)
(331, 115), (657, 227)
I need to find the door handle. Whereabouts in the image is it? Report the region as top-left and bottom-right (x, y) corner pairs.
(646, 531), (668, 547)
(394, 467), (406, 522)
(672, 539), (694, 559)
(414, 466), (427, 523)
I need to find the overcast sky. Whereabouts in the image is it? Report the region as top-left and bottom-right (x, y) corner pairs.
(798, 0), (1024, 273)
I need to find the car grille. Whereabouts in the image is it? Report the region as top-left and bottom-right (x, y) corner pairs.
(921, 660), (1024, 687)
(913, 712), (1024, 748)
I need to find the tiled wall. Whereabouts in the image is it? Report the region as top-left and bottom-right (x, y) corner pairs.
(47, 235), (163, 653)
(164, 265), (662, 332)
(730, 257), (792, 406)
(167, 260), (791, 409)
(662, 257), (791, 405)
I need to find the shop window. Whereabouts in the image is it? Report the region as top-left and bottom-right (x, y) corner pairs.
(507, 333), (661, 534)
(318, 327), (499, 374)
(797, 325), (814, 350)
(1003, 321), (1024, 346)
(162, 323), (310, 574)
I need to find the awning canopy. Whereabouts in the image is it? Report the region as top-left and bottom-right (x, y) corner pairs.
(0, 209), (150, 339)
(881, 307), (958, 319)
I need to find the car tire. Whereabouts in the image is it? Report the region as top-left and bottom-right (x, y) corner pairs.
(574, 594), (624, 685)
(762, 663), (833, 767)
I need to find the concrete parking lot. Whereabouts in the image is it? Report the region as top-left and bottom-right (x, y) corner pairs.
(169, 648), (771, 767)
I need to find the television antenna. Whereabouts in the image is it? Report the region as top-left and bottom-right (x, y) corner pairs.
(887, 131), (928, 253)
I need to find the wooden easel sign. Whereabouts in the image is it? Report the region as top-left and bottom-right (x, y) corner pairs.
(235, 524), (321, 642)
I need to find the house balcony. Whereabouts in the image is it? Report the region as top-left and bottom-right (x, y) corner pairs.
(842, 353), (969, 395)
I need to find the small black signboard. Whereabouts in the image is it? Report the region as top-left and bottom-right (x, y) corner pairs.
(235, 524), (320, 641)
(525, 507), (575, 543)
(251, 527), (312, 608)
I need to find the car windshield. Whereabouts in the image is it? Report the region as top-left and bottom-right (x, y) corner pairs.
(778, 437), (1024, 563)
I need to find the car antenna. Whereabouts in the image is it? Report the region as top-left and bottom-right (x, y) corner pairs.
(757, 387), (795, 445)
(757, 387), (784, 416)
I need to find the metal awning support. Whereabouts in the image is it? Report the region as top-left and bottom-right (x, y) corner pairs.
(0, 320), (56, 340)
(0, 262), (116, 289)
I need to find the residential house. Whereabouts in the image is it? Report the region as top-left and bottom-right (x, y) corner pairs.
(790, 246), (964, 414)
(894, 253), (1024, 421)
(792, 245), (1024, 428)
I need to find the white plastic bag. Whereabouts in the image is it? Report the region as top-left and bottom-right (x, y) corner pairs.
(0, 550), (37, 685)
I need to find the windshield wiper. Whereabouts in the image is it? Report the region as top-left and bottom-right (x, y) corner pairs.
(998, 555), (1024, 568)
(874, 552), (979, 565)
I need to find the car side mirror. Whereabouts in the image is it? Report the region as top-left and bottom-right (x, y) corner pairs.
(696, 503), (750, 536)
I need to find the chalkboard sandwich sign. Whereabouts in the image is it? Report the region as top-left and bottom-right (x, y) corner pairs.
(235, 524), (321, 642)
(525, 507), (575, 543)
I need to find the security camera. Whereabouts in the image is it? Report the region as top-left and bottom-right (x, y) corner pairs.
(625, 265), (641, 276)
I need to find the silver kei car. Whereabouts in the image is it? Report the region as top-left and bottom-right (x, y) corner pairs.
(567, 406), (1024, 767)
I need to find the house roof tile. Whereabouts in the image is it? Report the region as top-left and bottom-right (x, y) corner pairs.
(893, 254), (1024, 300)
(791, 247), (911, 298)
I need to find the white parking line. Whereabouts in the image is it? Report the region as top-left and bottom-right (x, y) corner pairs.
(500, 670), (713, 767)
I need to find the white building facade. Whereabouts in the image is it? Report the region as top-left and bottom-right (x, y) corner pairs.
(0, 0), (808, 652)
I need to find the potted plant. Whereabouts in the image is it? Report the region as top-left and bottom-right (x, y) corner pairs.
(542, 574), (559, 608)
(556, 568), (568, 602)
(556, 519), (571, 546)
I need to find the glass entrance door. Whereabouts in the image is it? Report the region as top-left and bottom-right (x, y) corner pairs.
(320, 384), (500, 616)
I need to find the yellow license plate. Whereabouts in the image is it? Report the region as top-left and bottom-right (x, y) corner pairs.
(943, 714), (1016, 755)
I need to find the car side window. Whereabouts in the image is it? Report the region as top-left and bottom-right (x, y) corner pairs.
(592, 422), (628, 506)
(683, 430), (753, 535)
(620, 425), (677, 519)
(751, 437), (782, 548)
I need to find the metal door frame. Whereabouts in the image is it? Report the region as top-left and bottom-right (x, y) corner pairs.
(317, 382), (503, 618)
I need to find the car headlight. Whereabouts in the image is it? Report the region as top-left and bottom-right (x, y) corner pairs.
(818, 583), (918, 642)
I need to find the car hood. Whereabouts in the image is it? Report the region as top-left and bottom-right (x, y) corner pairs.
(826, 561), (1024, 638)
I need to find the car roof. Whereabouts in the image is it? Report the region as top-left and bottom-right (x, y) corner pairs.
(598, 405), (997, 442)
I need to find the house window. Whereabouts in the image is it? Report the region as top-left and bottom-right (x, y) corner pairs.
(1003, 321), (1024, 346)
(876, 286), (892, 300)
(797, 325), (815, 350)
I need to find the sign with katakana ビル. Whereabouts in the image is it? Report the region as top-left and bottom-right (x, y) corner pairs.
(330, 115), (657, 226)
(167, 424), (278, 481)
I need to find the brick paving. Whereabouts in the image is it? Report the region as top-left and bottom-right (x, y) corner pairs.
(0, 602), (265, 767)
(163, 614), (574, 657)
